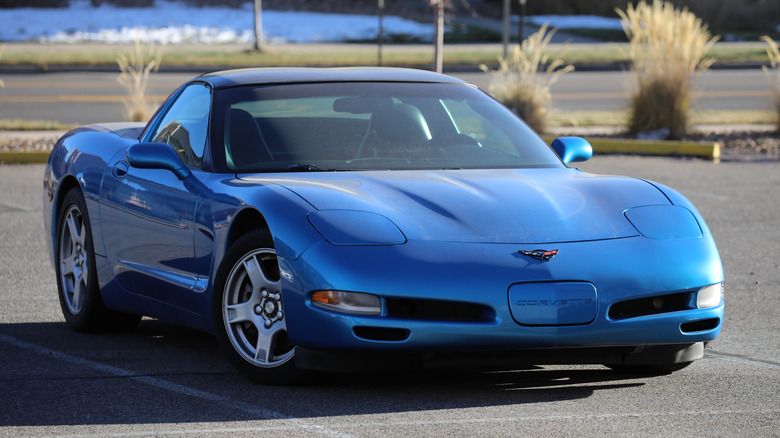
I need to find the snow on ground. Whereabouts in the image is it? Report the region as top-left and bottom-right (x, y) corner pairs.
(0, 1), (626, 45)
(527, 15), (623, 30)
(526, 15), (623, 30)
(0, 0), (434, 44)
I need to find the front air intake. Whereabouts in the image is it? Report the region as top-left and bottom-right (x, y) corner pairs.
(385, 298), (495, 322)
(608, 292), (695, 320)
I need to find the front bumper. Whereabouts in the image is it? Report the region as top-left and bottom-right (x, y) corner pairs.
(280, 236), (724, 353)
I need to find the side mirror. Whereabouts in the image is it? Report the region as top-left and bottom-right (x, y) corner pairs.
(126, 142), (191, 179)
(551, 137), (593, 165)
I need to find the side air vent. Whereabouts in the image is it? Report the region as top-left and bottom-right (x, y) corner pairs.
(353, 326), (410, 342)
(680, 318), (720, 333)
(609, 292), (695, 320)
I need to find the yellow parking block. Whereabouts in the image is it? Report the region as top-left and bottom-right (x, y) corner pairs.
(542, 135), (721, 162)
(0, 151), (50, 164)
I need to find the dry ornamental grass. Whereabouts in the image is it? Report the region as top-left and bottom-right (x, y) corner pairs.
(618, 0), (718, 140)
(116, 38), (165, 122)
(0, 44), (5, 88)
(480, 23), (574, 134)
(761, 36), (780, 132)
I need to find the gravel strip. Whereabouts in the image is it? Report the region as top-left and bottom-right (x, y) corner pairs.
(2, 127), (778, 162)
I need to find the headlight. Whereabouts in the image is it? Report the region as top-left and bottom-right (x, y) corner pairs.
(624, 205), (702, 239)
(697, 283), (723, 309)
(311, 290), (382, 315)
(308, 210), (406, 245)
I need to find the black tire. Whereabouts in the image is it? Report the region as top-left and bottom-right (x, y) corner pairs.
(213, 229), (302, 385)
(56, 188), (141, 332)
(606, 361), (692, 376)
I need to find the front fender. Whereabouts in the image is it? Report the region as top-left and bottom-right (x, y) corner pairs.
(44, 128), (137, 268)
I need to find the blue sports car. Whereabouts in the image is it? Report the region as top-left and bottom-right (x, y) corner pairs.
(43, 68), (724, 384)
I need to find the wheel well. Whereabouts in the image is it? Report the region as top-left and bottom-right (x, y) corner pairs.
(226, 208), (272, 250)
(51, 176), (82, 253)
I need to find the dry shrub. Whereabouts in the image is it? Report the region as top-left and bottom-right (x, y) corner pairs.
(761, 36), (780, 132)
(116, 37), (164, 122)
(618, 1), (718, 140)
(480, 24), (574, 133)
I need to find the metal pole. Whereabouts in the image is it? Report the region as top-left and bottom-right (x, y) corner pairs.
(518, 0), (527, 44)
(253, 0), (263, 52)
(378, 0), (384, 66)
(502, 0), (510, 58)
(433, 0), (444, 73)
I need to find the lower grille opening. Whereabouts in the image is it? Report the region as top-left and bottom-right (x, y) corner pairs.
(680, 318), (720, 333)
(609, 292), (694, 320)
(385, 298), (494, 322)
(353, 326), (410, 342)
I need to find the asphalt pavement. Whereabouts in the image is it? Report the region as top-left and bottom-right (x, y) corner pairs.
(0, 157), (778, 437)
(0, 69), (774, 125)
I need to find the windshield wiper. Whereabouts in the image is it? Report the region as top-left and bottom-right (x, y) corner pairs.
(287, 164), (323, 171)
(286, 164), (340, 172)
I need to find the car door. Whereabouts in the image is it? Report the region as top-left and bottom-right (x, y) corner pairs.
(100, 83), (212, 310)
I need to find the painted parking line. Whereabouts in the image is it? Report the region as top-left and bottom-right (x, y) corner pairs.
(320, 409), (780, 430)
(706, 350), (780, 371)
(0, 90), (768, 104)
(3, 332), (778, 438)
(0, 95), (169, 103)
(553, 89), (772, 100)
(0, 333), (356, 438)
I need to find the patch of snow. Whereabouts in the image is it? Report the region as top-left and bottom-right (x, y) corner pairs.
(527, 15), (624, 30)
(0, 0), (434, 44)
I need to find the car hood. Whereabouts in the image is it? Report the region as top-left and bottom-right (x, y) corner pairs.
(239, 168), (670, 244)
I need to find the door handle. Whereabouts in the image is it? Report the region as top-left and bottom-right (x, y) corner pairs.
(112, 161), (129, 178)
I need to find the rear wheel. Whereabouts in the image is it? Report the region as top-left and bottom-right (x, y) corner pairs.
(213, 229), (301, 384)
(56, 188), (140, 332)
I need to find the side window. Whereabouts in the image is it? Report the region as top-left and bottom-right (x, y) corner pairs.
(150, 83), (211, 167)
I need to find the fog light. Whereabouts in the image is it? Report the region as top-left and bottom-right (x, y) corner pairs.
(311, 291), (381, 315)
(697, 283), (722, 309)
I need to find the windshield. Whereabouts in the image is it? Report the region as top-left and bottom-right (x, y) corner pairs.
(210, 82), (561, 172)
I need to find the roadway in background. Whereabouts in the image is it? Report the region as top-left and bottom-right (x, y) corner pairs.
(0, 69), (775, 125)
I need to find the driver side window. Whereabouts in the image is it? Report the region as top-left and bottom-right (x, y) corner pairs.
(150, 83), (211, 167)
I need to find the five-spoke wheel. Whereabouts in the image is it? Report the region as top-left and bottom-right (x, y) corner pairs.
(58, 203), (90, 315)
(214, 230), (300, 384)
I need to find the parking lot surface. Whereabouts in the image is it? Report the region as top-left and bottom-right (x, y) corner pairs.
(1, 157), (778, 437)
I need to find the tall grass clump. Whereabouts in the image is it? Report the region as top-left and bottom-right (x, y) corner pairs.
(0, 44), (5, 88)
(480, 24), (574, 133)
(116, 37), (164, 122)
(761, 36), (780, 132)
(617, 1), (718, 140)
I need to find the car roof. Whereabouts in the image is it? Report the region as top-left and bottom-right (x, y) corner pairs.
(195, 67), (471, 89)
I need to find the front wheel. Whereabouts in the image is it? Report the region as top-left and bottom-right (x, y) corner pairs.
(213, 230), (301, 384)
